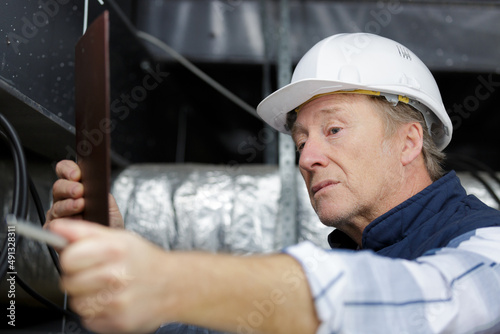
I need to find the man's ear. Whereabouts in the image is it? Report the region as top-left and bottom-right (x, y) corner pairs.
(401, 122), (424, 166)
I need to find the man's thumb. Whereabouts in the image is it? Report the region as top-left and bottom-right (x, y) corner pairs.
(49, 219), (109, 243)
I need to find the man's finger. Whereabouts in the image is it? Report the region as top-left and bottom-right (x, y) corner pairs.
(61, 262), (125, 295)
(49, 219), (108, 243)
(60, 239), (121, 275)
(50, 219), (117, 274)
(48, 198), (85, 220)
(52, 179), (84, 202)
(55, 160), (81, 181)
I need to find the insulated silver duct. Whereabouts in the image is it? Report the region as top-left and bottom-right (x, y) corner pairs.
(1, 161), (499, 304)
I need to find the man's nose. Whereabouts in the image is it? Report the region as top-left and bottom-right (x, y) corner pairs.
(298, 137), (329, 172)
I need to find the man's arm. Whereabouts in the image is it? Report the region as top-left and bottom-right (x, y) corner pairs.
(49, 219), (320, 334)
(285, 228), (500, 334)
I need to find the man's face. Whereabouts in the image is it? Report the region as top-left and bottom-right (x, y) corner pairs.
(292, 94), (405, 231)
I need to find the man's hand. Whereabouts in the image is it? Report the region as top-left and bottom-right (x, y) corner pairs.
(49, 219), (320, 334)
(45, 160), (124, 229)
(50, 219), (173, 334)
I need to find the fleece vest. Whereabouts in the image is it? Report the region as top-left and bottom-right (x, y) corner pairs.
(327, 171), (500, 260)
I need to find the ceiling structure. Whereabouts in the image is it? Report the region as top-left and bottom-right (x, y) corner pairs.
(1, 0), (500, 170)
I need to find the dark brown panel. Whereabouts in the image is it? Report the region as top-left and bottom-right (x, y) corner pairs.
(75, 11), (110, 226)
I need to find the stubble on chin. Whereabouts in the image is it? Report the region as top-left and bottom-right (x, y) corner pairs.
(314, 199), (366, 231)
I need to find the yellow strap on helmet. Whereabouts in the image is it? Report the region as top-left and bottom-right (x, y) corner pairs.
(295, 89), (410, 112)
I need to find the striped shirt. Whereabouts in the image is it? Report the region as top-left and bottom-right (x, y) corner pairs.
(285, 227), (500, 333)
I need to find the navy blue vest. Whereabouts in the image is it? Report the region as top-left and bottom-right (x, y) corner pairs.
(328, 171), (500, 260)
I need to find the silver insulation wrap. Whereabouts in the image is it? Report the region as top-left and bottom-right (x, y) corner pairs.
(111, 164), (331, 253)
(1, 161), (500, 304)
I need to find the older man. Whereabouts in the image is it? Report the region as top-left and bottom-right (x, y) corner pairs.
(46, 33), (500, 333)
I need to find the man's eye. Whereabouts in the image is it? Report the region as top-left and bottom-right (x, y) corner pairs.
(330, 127), (341, 135)
(296, 142), (305, 152)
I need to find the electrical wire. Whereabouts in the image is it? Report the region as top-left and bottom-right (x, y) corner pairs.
(0, 115), (28, 219)
(29, 177), (63, 275)
(135, 30), (260, 120)
(14, 274), (77, 319)
(83, 0), (89, 34)
(0, 114), (78, 321)
(0, 113), (28, 277)
(447, 153), (500, 189)
(446, 154), (500, 208)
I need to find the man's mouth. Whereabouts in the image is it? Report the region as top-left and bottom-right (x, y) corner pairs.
(311, 180), (338, 195)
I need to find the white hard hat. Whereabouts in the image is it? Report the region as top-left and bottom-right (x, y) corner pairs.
(257, 33), (452, 150)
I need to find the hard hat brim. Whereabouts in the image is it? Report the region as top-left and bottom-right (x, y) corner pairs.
(257, 78), (452, 150)
(257, 79), (360, 134)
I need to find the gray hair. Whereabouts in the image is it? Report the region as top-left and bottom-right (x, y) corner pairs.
(285, 95), (446, 181)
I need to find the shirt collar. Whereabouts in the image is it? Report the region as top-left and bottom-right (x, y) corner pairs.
(327, 171), (464, 251)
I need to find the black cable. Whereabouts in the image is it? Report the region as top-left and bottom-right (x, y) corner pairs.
(18, 179), (75, 318)
(470, 172), (500, 206)
(447, 153), (500, 189)
(15, 273), (78, 319)
(0, 115), (28, 218)
(0, 114), (73, 321)
(29, 176), (63, 275)
(0, 114), (28, 278)
(446, 157), (500, 207)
